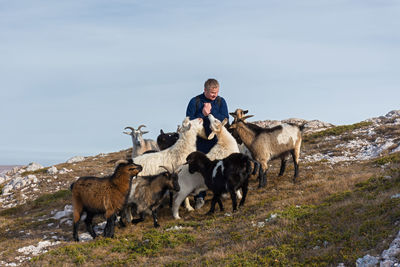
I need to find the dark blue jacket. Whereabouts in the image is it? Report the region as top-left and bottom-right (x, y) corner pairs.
(186, 93), (229, 153)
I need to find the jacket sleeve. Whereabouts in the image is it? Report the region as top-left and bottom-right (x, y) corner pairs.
(212, 97), (229, 122)
(186, 97), (199, 120)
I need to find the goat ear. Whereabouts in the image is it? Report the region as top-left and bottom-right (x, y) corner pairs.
(229, 112), (236, 117)
(141, 131), (149, 135)
(160, 129), (164, 134)
(208, 132), (216, 140)
(123, 131), (131, 135)
(243, 110), (248, 114)
(222, 118), (228, 127)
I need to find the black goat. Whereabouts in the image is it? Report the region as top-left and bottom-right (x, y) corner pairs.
(157, 129), (179, 150)
(185, 152), (261, 214)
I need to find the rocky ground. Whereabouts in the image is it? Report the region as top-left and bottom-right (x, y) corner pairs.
(0, 110), (399, 266)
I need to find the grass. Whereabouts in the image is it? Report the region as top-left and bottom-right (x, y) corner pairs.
(373, 152), (400, 166)
(304, 121), (373, 143)
(2, 141), (400, 266)
(27, 164), (400, 266)
(20, 167), (50, 177)
(33, 189), (71, 208)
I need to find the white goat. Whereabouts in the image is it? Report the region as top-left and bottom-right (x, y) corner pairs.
(121, 117), (205, 224)
(131, 117), (205, 176)
(172, 114), (241, 219)
(124, 125), (159, 158)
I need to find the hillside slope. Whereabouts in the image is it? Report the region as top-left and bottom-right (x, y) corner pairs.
(0, 110), (399, 266)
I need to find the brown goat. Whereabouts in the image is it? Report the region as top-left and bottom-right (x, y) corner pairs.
(124, 166), (180, 227)
(230, 109), (303, 186)
(70, 159), (142, 241)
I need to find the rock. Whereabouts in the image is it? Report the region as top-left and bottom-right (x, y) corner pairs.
(59, 168), (72, 174)
(47, 166), (58, 175)
(66, 156), (85, 164)
(52, 205), (73, 220)
(25, 162), (43, 172)
(2, 175), (38, 195)
(356, 254), (379, 267)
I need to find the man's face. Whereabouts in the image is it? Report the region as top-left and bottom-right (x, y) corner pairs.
(204, 86), (219, 101)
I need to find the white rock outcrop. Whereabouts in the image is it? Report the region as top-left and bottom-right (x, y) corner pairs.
(25, 162), (43, 172)
(66, 156), (85, 164)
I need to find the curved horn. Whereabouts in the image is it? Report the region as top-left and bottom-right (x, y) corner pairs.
(137, 125), (146, 131)
(159, 165), (171, 173)
(124, 127), (135, 131)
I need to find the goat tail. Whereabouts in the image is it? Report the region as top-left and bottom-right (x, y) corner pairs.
(298, 123), (306, 132)
(70, 182), (75, 191)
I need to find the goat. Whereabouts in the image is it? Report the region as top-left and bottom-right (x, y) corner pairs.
(230, 109), (303, 186)
(171, 114), (242, 219)
(70, 159), (142, 241)
(124, 125), (159, 158)
(185, 151), (261, 213)
(157, 129), (179, 150)
(125, 166), (180, 227)
(132, 117), (205, 176)
(120, 117), (205, 222)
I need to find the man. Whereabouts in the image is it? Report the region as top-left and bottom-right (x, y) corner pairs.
(186, 78), (229, 208)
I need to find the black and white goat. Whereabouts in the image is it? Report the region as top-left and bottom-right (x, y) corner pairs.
(185, 151), (261, 214)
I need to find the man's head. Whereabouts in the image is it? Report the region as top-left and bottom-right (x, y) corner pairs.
(204, 78), (220, 101)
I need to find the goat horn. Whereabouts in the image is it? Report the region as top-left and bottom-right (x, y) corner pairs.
(159, 165), (170, 173)
(124, 127), (135, 131)
(137, 125), (146, 131)
(242, 115), (254, 120)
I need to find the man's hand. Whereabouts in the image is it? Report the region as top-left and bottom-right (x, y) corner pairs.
(202, 103), (212, 116)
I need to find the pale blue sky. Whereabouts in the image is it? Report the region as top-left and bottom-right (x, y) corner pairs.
(1, 0), (399, 166)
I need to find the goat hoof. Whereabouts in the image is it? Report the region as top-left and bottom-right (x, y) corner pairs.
(186, 206), (195, 212)
(154, 223), (160, 228)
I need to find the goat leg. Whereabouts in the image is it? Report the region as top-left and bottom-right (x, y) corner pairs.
(132, 212), (145, 224)
(217, 195), (224, 212)
(258, 168), (267, 188)
(207, 195), (218, 214)
(239, 182), (249, 207)
(229, 189), (238, 212)
(85, 212), (97, 239)
(152, 210), (160, 228)
(104, 214), (116, 238)
(278, 158), (287, 176)
(73, 221), (80, 242)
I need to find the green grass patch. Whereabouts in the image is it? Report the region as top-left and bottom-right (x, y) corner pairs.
(373, 153), (400, 166)
(0, 205), (24, 216)
(304, 121), (373, 143)
(33, 190), (71, 207)
(20, 167), (49, 177)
